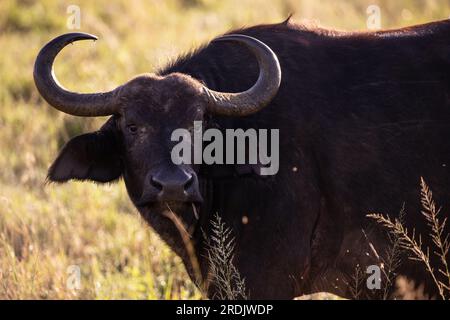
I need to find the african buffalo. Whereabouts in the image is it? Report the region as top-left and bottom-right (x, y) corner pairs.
(34, 18), (450, 299)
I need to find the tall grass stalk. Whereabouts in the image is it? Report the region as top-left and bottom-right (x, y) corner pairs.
(368, 178), (450, 300)
(203, 213), (247, 300)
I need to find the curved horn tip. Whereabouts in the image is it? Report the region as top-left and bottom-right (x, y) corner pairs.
(212, 33), (261, 43)
(62, 32), (98, 42)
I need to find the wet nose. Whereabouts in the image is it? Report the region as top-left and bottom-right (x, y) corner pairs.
(151, 170), (192, 195)
(149, 168), (200, 202)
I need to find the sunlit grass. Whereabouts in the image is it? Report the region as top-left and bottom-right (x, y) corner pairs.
(0, 0), (448, 299)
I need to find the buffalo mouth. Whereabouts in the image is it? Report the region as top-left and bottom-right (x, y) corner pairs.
(136, 200), (202, 234)
(136, 199), (202, 212)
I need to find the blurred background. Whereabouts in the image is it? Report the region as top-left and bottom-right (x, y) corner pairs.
(0, 0), (449, 299)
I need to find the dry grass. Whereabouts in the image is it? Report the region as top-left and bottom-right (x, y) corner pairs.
(347, 264), (365, 300)
(203, 214), (247, 300)
(368, 178), (450, 300)
(1, 0), (449, 299)
(379, 206), (405, 300)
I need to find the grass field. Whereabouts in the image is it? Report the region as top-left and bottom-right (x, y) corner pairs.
(0, 0), (449, 299)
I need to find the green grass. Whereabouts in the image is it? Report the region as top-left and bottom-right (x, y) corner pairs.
(0, 0), (449, 299)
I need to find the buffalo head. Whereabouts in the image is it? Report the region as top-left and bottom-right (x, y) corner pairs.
(33, 32), (281, 236)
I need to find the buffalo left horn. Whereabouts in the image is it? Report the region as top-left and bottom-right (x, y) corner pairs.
(33, 33), (120, 117)
(203, 34), (281, 117)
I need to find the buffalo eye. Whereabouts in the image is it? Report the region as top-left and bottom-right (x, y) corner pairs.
(127, 124), (138, 135)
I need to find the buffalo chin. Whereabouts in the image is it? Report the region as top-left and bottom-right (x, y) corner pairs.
(137, 201), (201, 234)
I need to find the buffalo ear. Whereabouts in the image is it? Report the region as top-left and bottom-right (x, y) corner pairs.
(48, 130), (122, 183)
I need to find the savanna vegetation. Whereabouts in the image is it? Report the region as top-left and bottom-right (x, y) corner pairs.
(0, 0), (449, 299)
